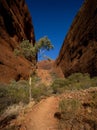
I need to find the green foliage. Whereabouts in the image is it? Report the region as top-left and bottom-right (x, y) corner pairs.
(14, 48), (21, 56)
(36, 36), (54, 51)
(0, 77), (53, 114)
(91, 77), (97, 87)
(51, 73), (97, 94)
(58, 89), (97, 130)
(56, 73), (97, 130)
(58, 98), (81, 130)
(59, 98), (81, 118)
(0, 80), (29, 114)
(51, 78), (69, 94)
(0, 84), (10, 114)
(31, 84), (51, 101)
(14, 40), (35, 61)
(14, 36), (54, 60)
(67, 73), (89, 82)
(29, 76), (53, 101)
(8, 80), (29, 104)
(67, 73), (92, 90)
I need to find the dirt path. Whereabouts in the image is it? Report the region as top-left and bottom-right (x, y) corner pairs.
(20, 96), (59, 130)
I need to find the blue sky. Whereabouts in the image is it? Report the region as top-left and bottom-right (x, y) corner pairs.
(25, 0), (84, 60)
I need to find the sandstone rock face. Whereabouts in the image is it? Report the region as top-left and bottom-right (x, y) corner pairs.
(0, 0), (36, 83)
(37, 60), (64, 85)
(56, 0), (97, 77)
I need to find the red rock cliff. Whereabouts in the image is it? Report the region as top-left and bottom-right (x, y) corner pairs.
(56, 0), (97, 77)
(0, 0), (36, 83)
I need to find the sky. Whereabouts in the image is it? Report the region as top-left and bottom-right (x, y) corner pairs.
(25, 0), (84, 60)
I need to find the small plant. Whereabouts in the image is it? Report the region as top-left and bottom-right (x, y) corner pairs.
(89, 91), (97, 108)
(51, 78), (69, 94)
(31, 83), (52, 101)
(8, 80), (29, 104)
(58, 98), (81, 130)
(50, 72), (59, 80)
(59, 99), (81, 118)
(91, 77), (97, 87)
(0, 83), (11, 114)
(14, 48), (21, 56)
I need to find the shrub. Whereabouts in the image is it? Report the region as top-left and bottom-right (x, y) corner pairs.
(67, 73), (90, 82)
(0, 79), (52, 114)
(31, 84), (52, 101)
(59, 99), (81, 119)
(91, 77), (97, 87)
(67, 73), (92, 89)
(51, 78), (70, 94)
(58, 97), (97, 130)
(8, 80), (29, 104)
(0, 80), (29, 114)
(51, 73), (97, 94)
(89, 91), (97, 108)
(0, 83), (11, 114)
(58, 98), (81, 130)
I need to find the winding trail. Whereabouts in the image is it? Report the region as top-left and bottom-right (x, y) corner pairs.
(20, 96), (59, 130)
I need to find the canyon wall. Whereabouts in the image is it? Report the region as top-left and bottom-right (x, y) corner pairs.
(56, 0), (97, 77)
(0, 0), (36, 83)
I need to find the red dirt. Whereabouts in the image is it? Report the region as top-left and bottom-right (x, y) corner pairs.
(20, 96), (59, 130)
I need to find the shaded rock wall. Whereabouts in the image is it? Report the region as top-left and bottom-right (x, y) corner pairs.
(56, 0), (97, 77)
(0, 0), (36, 83)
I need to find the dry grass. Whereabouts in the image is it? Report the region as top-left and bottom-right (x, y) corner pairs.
(0, 103), (24, 129)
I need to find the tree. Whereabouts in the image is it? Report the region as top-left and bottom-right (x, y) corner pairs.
(14, 36), (54, 102)
(14, 36), (54, 61)
(36, 36), (54, 57)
